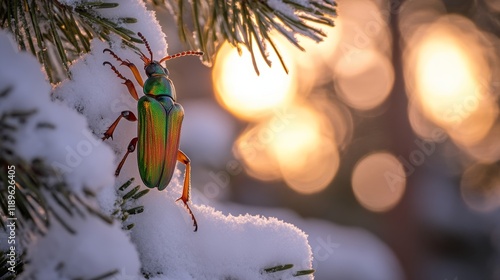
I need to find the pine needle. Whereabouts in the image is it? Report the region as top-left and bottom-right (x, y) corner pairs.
(0, 0), (139, 83)
(155, 0), (337, 73)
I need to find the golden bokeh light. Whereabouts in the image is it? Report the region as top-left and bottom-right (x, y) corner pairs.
(234, 105), (339, 194)
(329, 0), (392, 63)
(462, 124), (500, 164)
(446, 102), (498, 146)
(294, 19), (343, 67)
(334, 50), (394, 111)
(405, 15), (497, 146)
(272, 106), (339, 194)
(296, 0), (392, 68)
(310, 94), (354, 150)
(281, 136), (339, 195)
(234, 123), (282, 181)
(340, 0), (390, 48)
(271, 108), (321, 168)
(398, 0), (446, 43)
(415, 36), (477, 123)
(408, 100), (443, 141)
(352, 152), (406, 212)
(212, 42), (296, 121)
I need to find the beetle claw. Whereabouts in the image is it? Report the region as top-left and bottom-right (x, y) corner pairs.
(102, 131), (113, 141)
(101, 135), (112, 141)
(176, 198), (198, 232)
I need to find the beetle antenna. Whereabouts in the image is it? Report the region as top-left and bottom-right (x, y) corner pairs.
(137, 32), (153, 62)
(159, 51), (204, 64)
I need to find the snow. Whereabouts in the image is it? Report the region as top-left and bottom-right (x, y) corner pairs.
(220, 204), (405, 280)
(0, 32), (115, 194)
(267, 0), (300, 20)
(0, 31), (141, 279)
(0, 0), (318, 279)
(128, 172), (313, 279)
(19, 213), (141, 280)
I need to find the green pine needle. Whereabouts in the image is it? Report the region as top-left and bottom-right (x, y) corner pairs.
(124, 206), (144, 215)
(264, 264), (293, 273)
(263, 263), (315, 277)
(0, 88), (116, 251)
(1, 0), (336, 80)
(294, 269), (315, 277)
(132, 189), (150, 200)
(119, 178), (135, 191)
(125, 223), (135, 230)
(113, 177), (148, 230)
(122, 185), (141, 200)
(154, 0), (337, 74)
(0, 0), (139, 83)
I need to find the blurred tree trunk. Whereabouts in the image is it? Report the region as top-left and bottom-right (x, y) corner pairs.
(383, 1), (422, 279)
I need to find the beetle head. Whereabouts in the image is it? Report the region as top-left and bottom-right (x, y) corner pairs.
(137, 32), (203, 76)
(144, 62), (169, 77)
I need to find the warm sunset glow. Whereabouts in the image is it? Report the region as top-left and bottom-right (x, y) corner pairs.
(416, 37), (477, 123)
(406, 16), (497, 146)
(462, 124), (500, 163)
(271, 108), (321, 167)
(408, 100), (441, 141)
(330, 0), (391, 58)
(234, 123), (282, 181)
(272, 107), (339, 194)
(334, 50), (394, 111)
(234, 106), (339, 194)
(294, 19), (343, 67)
(352, 152), (406, 212)
(212, 42), (295, 121)
(281, 137), (339, 195)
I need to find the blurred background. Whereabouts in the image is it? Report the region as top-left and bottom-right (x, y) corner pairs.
(152, 0), (500, 279)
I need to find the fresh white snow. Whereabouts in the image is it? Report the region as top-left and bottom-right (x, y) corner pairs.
(0, 31), (141, 279)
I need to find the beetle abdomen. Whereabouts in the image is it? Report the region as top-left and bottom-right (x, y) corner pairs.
(137, 95), (184, 190)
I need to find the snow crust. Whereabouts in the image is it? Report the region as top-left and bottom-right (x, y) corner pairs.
(128, 172), (313, 280)
(220, 204), (405, 280)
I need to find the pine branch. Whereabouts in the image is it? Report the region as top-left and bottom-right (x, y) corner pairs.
(0, 85), (113, 247)
(1, 0), (336, 81)
(0, 251), (24, 279)
(154, 0), (337, 74)
(112, 177), (150, 231)
(0, 1), (140, 83)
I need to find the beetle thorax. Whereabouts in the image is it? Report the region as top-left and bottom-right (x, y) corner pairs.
(143, 62), (176, 99)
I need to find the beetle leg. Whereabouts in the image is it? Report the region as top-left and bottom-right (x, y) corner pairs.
(102, 111), (137, 140)
(175, 150), (198, 232)
(115, 137), (138, 176)
(122, 60), (144, 87)
(103, 61), (140, 100)
(103, 49), (144, 87)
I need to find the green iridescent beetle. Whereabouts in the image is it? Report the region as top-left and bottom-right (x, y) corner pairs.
(102, 33), (202, 231)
